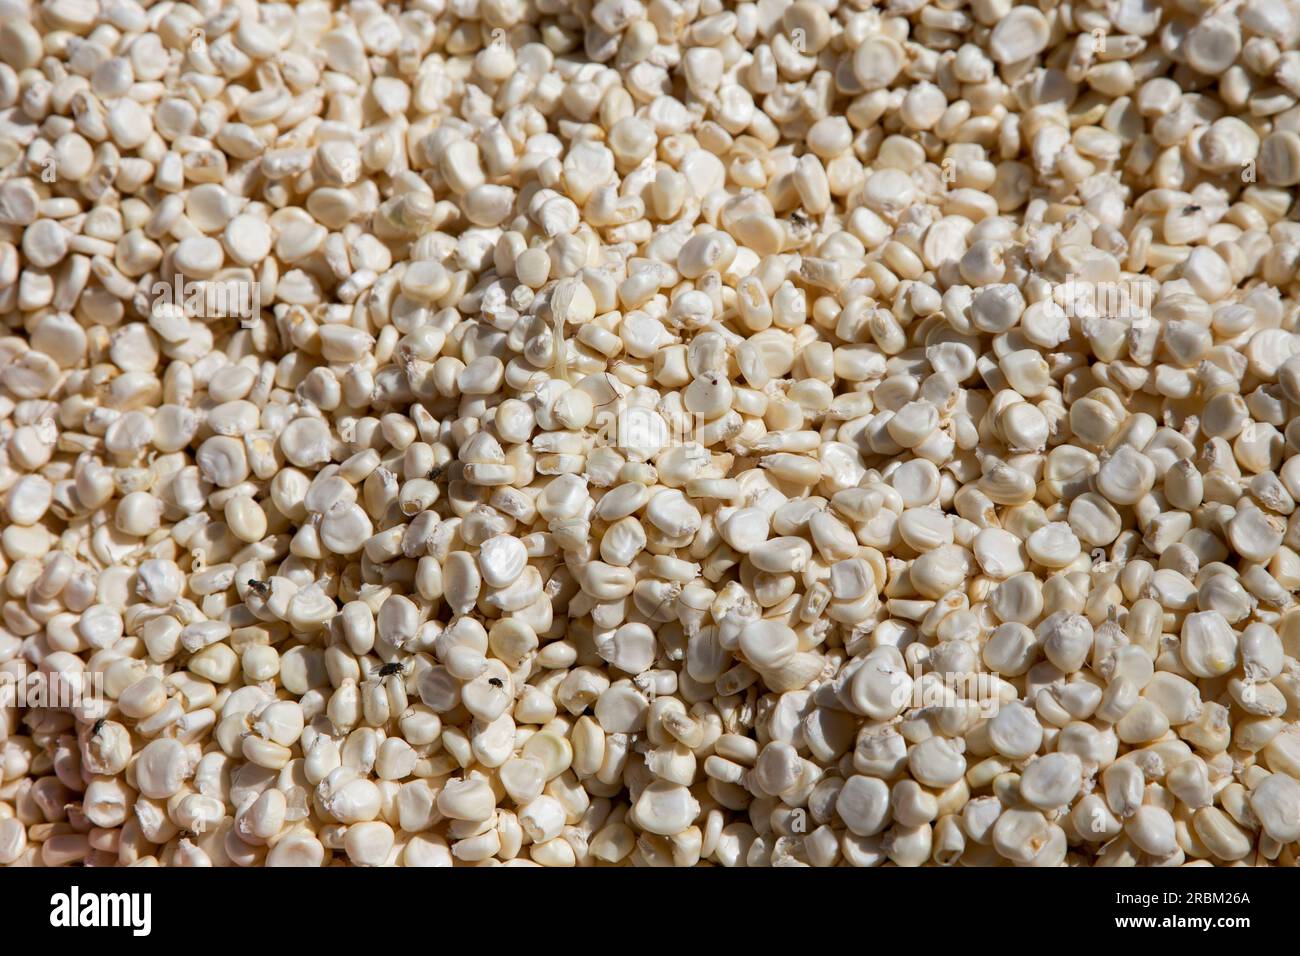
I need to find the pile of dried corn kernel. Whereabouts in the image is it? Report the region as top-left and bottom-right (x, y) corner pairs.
(3, 0), (1300, 867)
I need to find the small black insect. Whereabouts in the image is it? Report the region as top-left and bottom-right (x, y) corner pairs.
(428, 463), (448, 482)
(1183, 204), (1202, 215)
(91, 718), (107, 736)
(378, 662), (405, 677)
(488, 677), (504, 688)
(247, 578), (270, 596)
